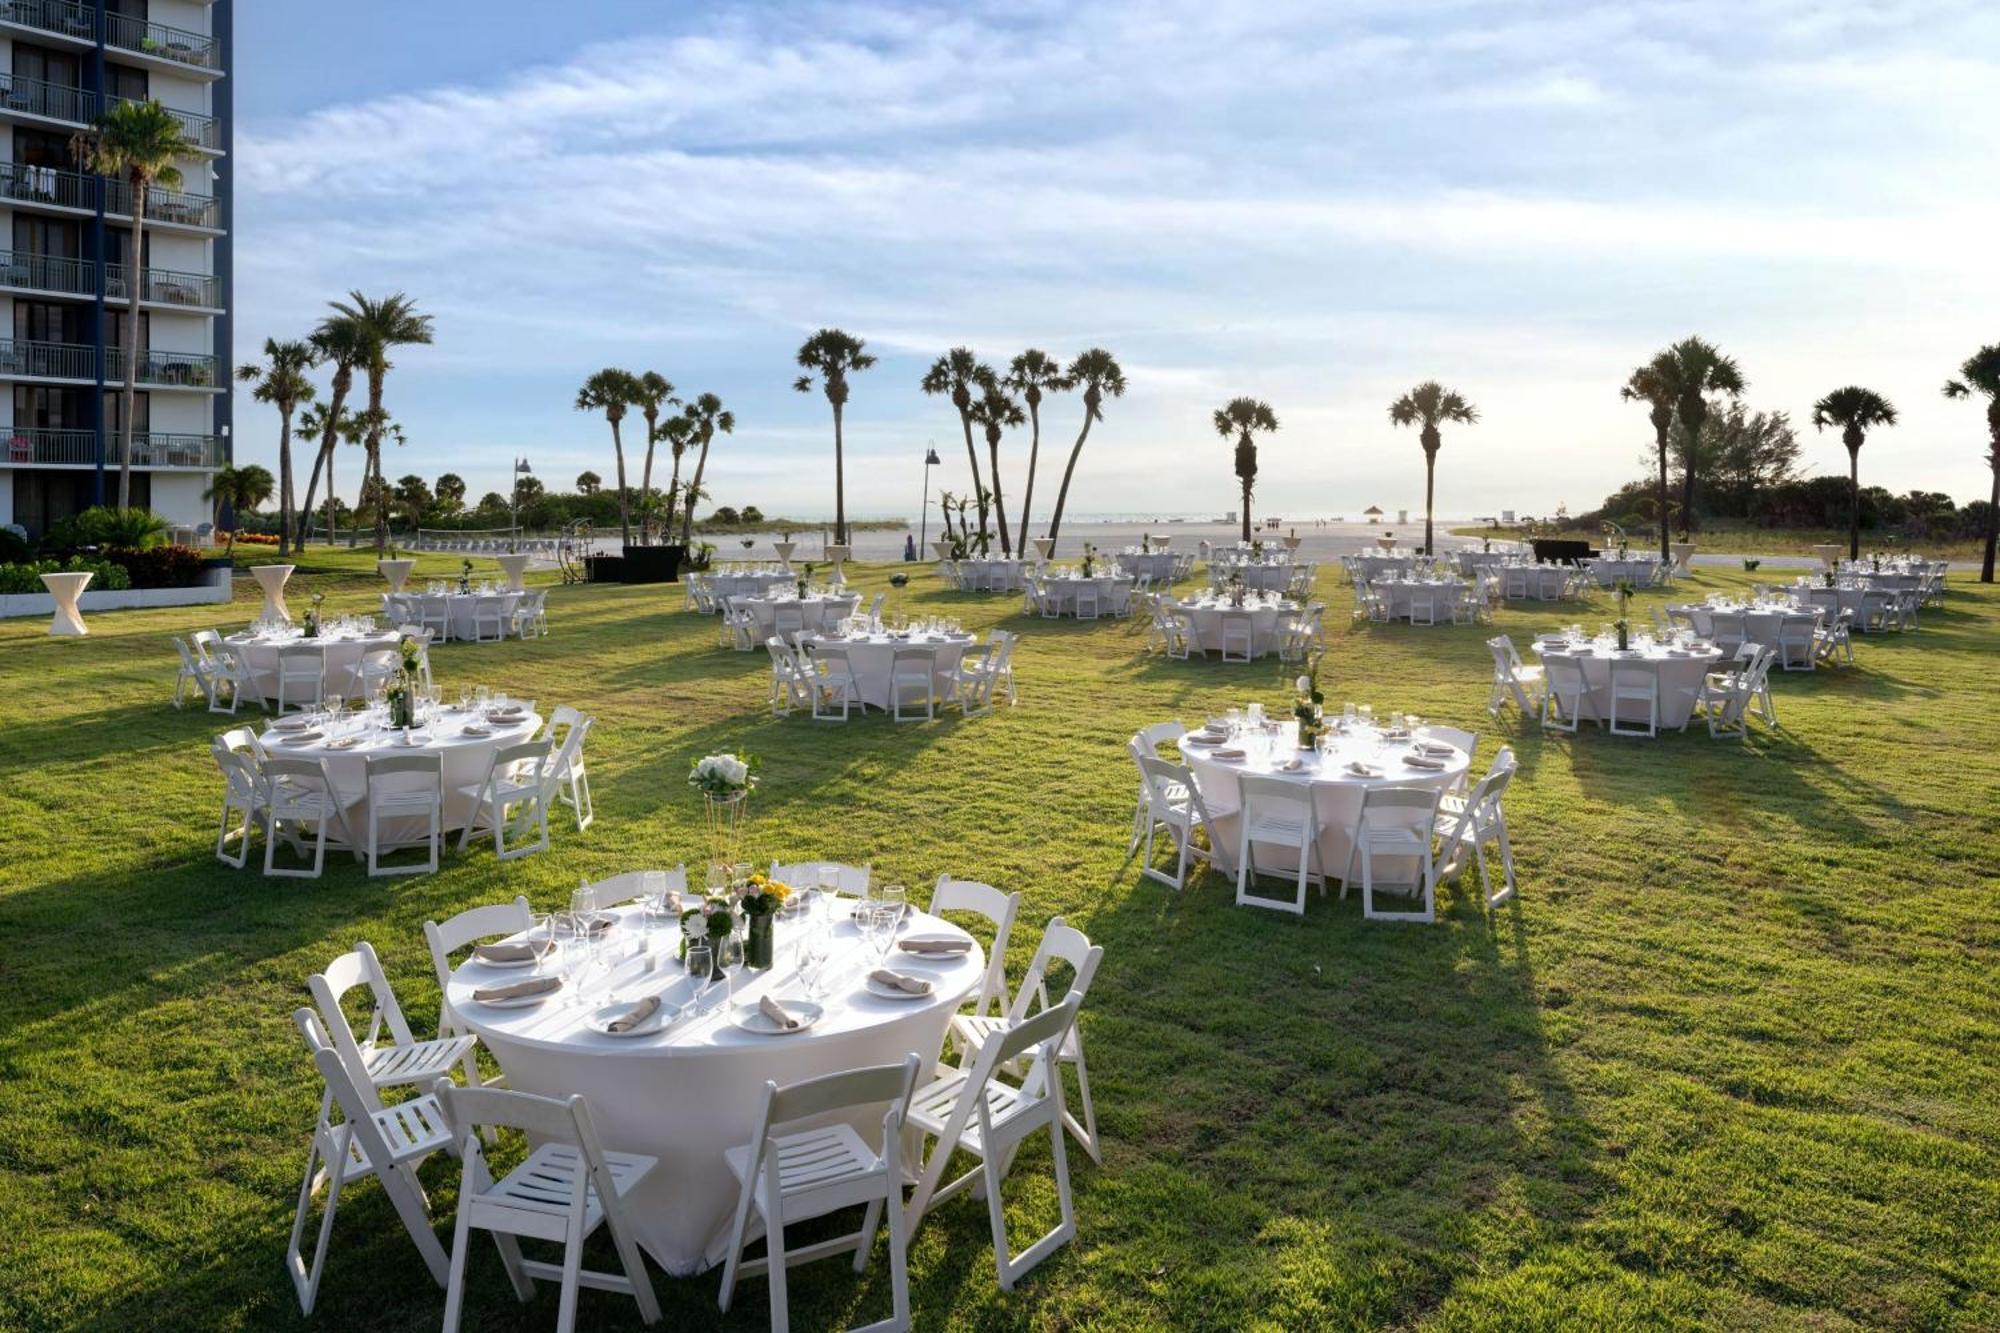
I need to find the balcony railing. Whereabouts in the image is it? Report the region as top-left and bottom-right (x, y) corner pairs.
(0, 73), (97, 125)
(106, 11), (218, 70)
(0, 0), (96, 43)
(106, 261), (219, 309)
(0, 250), (95, 296)
(110, 346), (219, 387)
(0, 164), (220, 228)
(0, 337), (93, 380)
(1, 426), (222, 468)
(107, 93), (218, 151)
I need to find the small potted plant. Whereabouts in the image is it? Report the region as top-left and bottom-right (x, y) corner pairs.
(458, 558), (474, 594)
(301, 590), (325, 639)
(797, 562), (814, 600)
(1293, 658), (1325, 748)
(1613, 579), (1635, 650)
(736, 871), (791, 969)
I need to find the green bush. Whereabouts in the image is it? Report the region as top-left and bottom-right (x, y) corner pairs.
(103, 545), (208, 589)
(47, 506), (170, 550)
(0, 556), (132, 594)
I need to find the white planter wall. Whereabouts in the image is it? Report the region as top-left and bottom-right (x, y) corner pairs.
(0, 566), (232, 619)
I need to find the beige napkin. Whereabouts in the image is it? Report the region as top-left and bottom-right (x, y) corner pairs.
(1211, 748), (1246, 760)
(1346, 762), (1380, 776)
(871, 968), (933, 995)
(474, 940), (552, 964)
(1416, 741), (1455, 757)
(473, 975), (561, 1003)
(899, 937), (971, 956)
(607, 994), (661, 1033)
(759, 994), (802, 1030)
(1402, 754), (1446, 770)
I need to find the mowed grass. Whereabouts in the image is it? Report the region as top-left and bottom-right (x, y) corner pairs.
(1, 549), (1996, 1332)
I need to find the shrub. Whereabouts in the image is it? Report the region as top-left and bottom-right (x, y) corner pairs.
(104, 544), (208, 589)
(47, 506), (169, 550)
(0, 526), (30, 564)
(220, 530), (280, 547)
(0, 556), (132, 594)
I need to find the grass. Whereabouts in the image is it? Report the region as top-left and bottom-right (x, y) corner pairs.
(1450, 523), (1991, 562)
(2, 549), (1996, 1331)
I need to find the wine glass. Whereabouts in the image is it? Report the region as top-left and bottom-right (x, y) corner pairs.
(684, 944), (714, 1009)
(878, 883), (906, 929)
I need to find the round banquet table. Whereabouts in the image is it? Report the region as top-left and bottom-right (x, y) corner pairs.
(1498, 565), (1570, 600)
(1682, 603), (1822, 651)
(447, 900), (983, 1275)
(1453, 551), (1515, 575)
(955, 558), (1027, 592)
(1175, 597), (1290, 656)
(226, 629), (400, 704)
(1216, 563), (1292, 592)
(1352, 553), (1415, 580)
(258, 705), (542, 832)
(739, 593), (859, 638)
(1114, 551), (1177, 582)
(803, 631), (972, 708)
(1369, 578), (1468, 622)
(1038, 574), (1132, 615)
(705, 571), (792, 605)
(387, 591), (523, 642)
(1529, 639), (1722, 730)
(1589, 556), (1662, 587)
(1182, 720), (1471, 883)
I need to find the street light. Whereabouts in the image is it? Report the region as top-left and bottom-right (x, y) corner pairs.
(509, 457), (533, 544)
(918, 444), (941, 555)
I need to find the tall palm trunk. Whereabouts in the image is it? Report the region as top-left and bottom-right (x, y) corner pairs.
(116, 190), (146, 508)
(986, 430), (1011, 556)
(1847, 439), (1862, 562)
(1679, 423), (1699, 535)
(663, 453), (685, 539)
(956, 408), (986, 543)
(681, 435), (711, 547)
(294, 373), (350, 548)
(637, 434), (655, 544)
(1047, 395), (1097, 555)
(1654, 420), (1671, 561)
(1241, 477), (1253, 542)
(364, 373), (387, 553)
(1422, 447), (1437, 555)
(832, 400), (847, 545)
(1983, 420), (1999, 583)
(1016, 400), (1041, 551)
(276, 410), (294, 557)
(610, 418), (630, 547)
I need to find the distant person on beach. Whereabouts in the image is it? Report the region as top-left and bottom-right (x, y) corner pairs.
(903, 534), (917, 561)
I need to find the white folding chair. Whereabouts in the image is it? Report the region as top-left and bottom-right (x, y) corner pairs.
(1436, 749), (1518, 909)
(423, 896), (533, 1079)
(1607, 661), (1659, 739)
(1709, 610), (1747, 656)
(433, 1083), (662, 1333)
(890, 645), (938, 722)
(1539, 655), (1598, 734)
(287, 1009), (453, 1316)
(807, 644), (859, 722)
(1814, 610), (1855, 667)
(766, 638), (810, 716)
(263, 755), (358, 878)
(946, 916), (1106, 1165)
(538, 706), (595, 831)
(173, 635), (220, 709)
(276, 642), (325, 713)
(513, 588), (549, 638)
(1234, 773), (1320, 915)
(364, 753), (443, 876)
(718, 1056), (922, 1333)
(1351, 784), (1443, 923)
(952, 643), (1000, 717)
(459, 739), (554, 859)
(1219, 611), (1255, 662)
(211, 738), (267, 867)
(419, 595), (452, 642)
(471, 595), (510, 643)
(904, 993), (1083, 1290)
(987, 630), (1019, 705)
(1073, 582), (1100, 620)
(1135, 754), (1231, 890)
(930, 874), (1023, 1020)
(1408, 586), (1438, 626)
(1777, 614), (1817, 671)
(1168, 606), (1203, 659)
(1125, 722), (1187, 859)
(309, 940), (481, 1115)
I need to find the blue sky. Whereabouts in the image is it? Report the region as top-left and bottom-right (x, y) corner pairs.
(230, 0), (2000, 523)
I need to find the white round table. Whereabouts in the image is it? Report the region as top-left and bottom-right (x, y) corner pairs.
(1498, 565), (1570, 600)
(40, 570), (91, 636)
(1682, 602), (1822, 651)
(1529, 638), (1722, 730)
(1589, 556), (1661, 587)
(1175, 596), (1291, 656)
(226, 629), (400, 704)
(739, 593), (859, 639)
(1352, 553), (1415, 580)
(1114, 551), (1176, 582)
(260, 705), (543, 833)
(447, 900), (983, 1275)
(955, 558), (1027, 592)
(1216, 563), (1292, 592)
(804, 631), (973, 708)
(386, 591), (523, 641)
(1182, 720), (1471, 882)
(1369, 578), (1469, 622)
(1038, 573), (1132, 615)
(704, 571), (792, 605)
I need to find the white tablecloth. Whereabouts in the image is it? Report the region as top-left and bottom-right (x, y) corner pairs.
(447, 902), (983, 1275)
(1369, 579), (1467, 621)
(226, 630), (399, 704)
(804, 633), (972, 708)
(1683, 603), (1822, 651)
(1114, 551), (1177, 582)
(705, 572), (793, 604)
(1498, 565), (1570, 600)
(387, 592), (523, 642)
(739, 594), (860, 638)
(260, 707), (542, 832)
(1218, 563), (1292, 592)
(1353, 553), (1415, 580)
(1176, 598), (1290, 656)
(955, 558), (1027, 591)
(1589, 557), (1662, 587)
(1183, 722), (1470, 880)
(1038, 574), (1132, 615)
(1529, 641), (1721, 729)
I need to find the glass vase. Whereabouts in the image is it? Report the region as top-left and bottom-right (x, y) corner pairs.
(703, 791), (746, 869)
(745, 913), (774, 970)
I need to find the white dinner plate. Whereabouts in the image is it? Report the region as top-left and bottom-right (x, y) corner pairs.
(729, 1000), (823, 1035)
(586, 998), (679, 1037)
(472, 981), (562, 1008)
(864, 974), (934, 1001)
(473, 943), (554, 969)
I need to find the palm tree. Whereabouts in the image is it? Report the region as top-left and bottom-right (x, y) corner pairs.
(1046, 349), (1125, 553)
(654, 414), (697, 536)
(326, 291), (433, 553)
(1002, 350), (1070, 551)
(632, 371), (679, 543)
(1386, 381), (1479, 556)
(575, 369), (641, 546)
(1213, 397), (1279, 542)
(71, 100), (197, 508)
(968, 382), (1026, 554)
(295, 315), (368, 548)
(202, 463), (274, 557)
(793, 329), (877, 545)
(294, 402), (341, 541)
(1650, 336), (1745, 532)
(234, 338), (318, 557)
(678, 393), (735, 547)
(1621, 354), (1679, 560)
(921, 348), (997, 546)
(1811, 387), (1899, 562)
(1943, 344), (2000, 582)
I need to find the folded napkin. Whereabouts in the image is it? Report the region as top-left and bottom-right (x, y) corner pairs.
(1667, 649), (1692, 657)
(474, 939), (553, 964)
(461, 725), (492, 737)
(759, 994), (802, 1030)
(273, 716), (311, 731)
(871, 968), (933, 995)
(472, 975), (561, 1003)
(899, 937), (972, 956)
(328, 736), (360, 750)
(1416, 742), (1455, 757)
(1345, 762), (1381, 776)
(1211, 748), (1247, 760)
(607, 994), (662, 1033)
(1402, 754), (1446, 770)
(281, 731), (325, 744)
(1182, 734), (1221, 746)
(486, 706), (525, 720)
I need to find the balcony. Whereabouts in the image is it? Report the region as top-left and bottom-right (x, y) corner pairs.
(0, 249), (95, 297)
(109, 346), (220, 388)
(0, 337), (94, 381)
(107, 261), (220, 310)
(0, 73), (97, 126)
(0, 164), (221, 230)
(109, 94), (219, 152)
(106, 11), (219, 72)
(0, 0), (96, 45)
(1, 425), (222, 468)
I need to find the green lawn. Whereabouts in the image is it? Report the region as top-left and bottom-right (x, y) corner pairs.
(2, 551), (1996, 1331)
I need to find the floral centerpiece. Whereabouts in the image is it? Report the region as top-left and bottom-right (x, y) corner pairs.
(1822, 570), (1837, 588)
(301, 590), (325, 639)
(1293, 657), (1325, 748)
(689, 752), (756, 870)
(458, 558), (474, 594)
(679, 896), (740, 978)
(1227, 571), (1247, 608)
(798, 562), (815, 600)
(736, 871), (792, 969)
(1612, 579), (1635, 651)
(1250, 538), (1264, 558)
(1081, 543), (1097, 578)
(384, 634), (425, 729)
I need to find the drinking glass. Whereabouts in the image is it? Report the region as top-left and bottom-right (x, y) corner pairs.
(475, 685), (492, 710)
(730, 862), (753, 890)
(878, 883), (907, 928)
(642, 871), (669, 928)
(684, 944), (714, 1003)
(561, 935), (592, 1006)
(706, 862), (728, 894)
(459, 685), (472, 712)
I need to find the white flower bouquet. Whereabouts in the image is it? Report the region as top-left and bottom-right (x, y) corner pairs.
(688, 752), (756, 799)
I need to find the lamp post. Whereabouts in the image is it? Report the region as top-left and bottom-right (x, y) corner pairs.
(509, 457), (533, 542)
(918, 443), (940, 553)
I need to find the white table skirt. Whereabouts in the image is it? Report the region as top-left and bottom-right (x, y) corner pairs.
(388, 592), (523, 641)
(1184, 725), (1470, 881)
(741, 595), (859, 638)
(1353, 555), (1415, 580)
(1114, 552), (1177, 582)
(1499, 566), (1570, 600)
(447, 903), (983, 1275)
(806, 634), (971, 709)
(260, 709), (542, 832)
(1590, 557), (1663, 587)
(705, 572), (792, 605)
(1039, 576), (1132, 615)
(956, 559), (1027, 592)
(1179, 602), (1288, 655)
(1530, 647), (1720, 729)
(1371, 581), (1466, 622)
(1685, 605), (1822, 651)
(227, 631), (400, 704)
